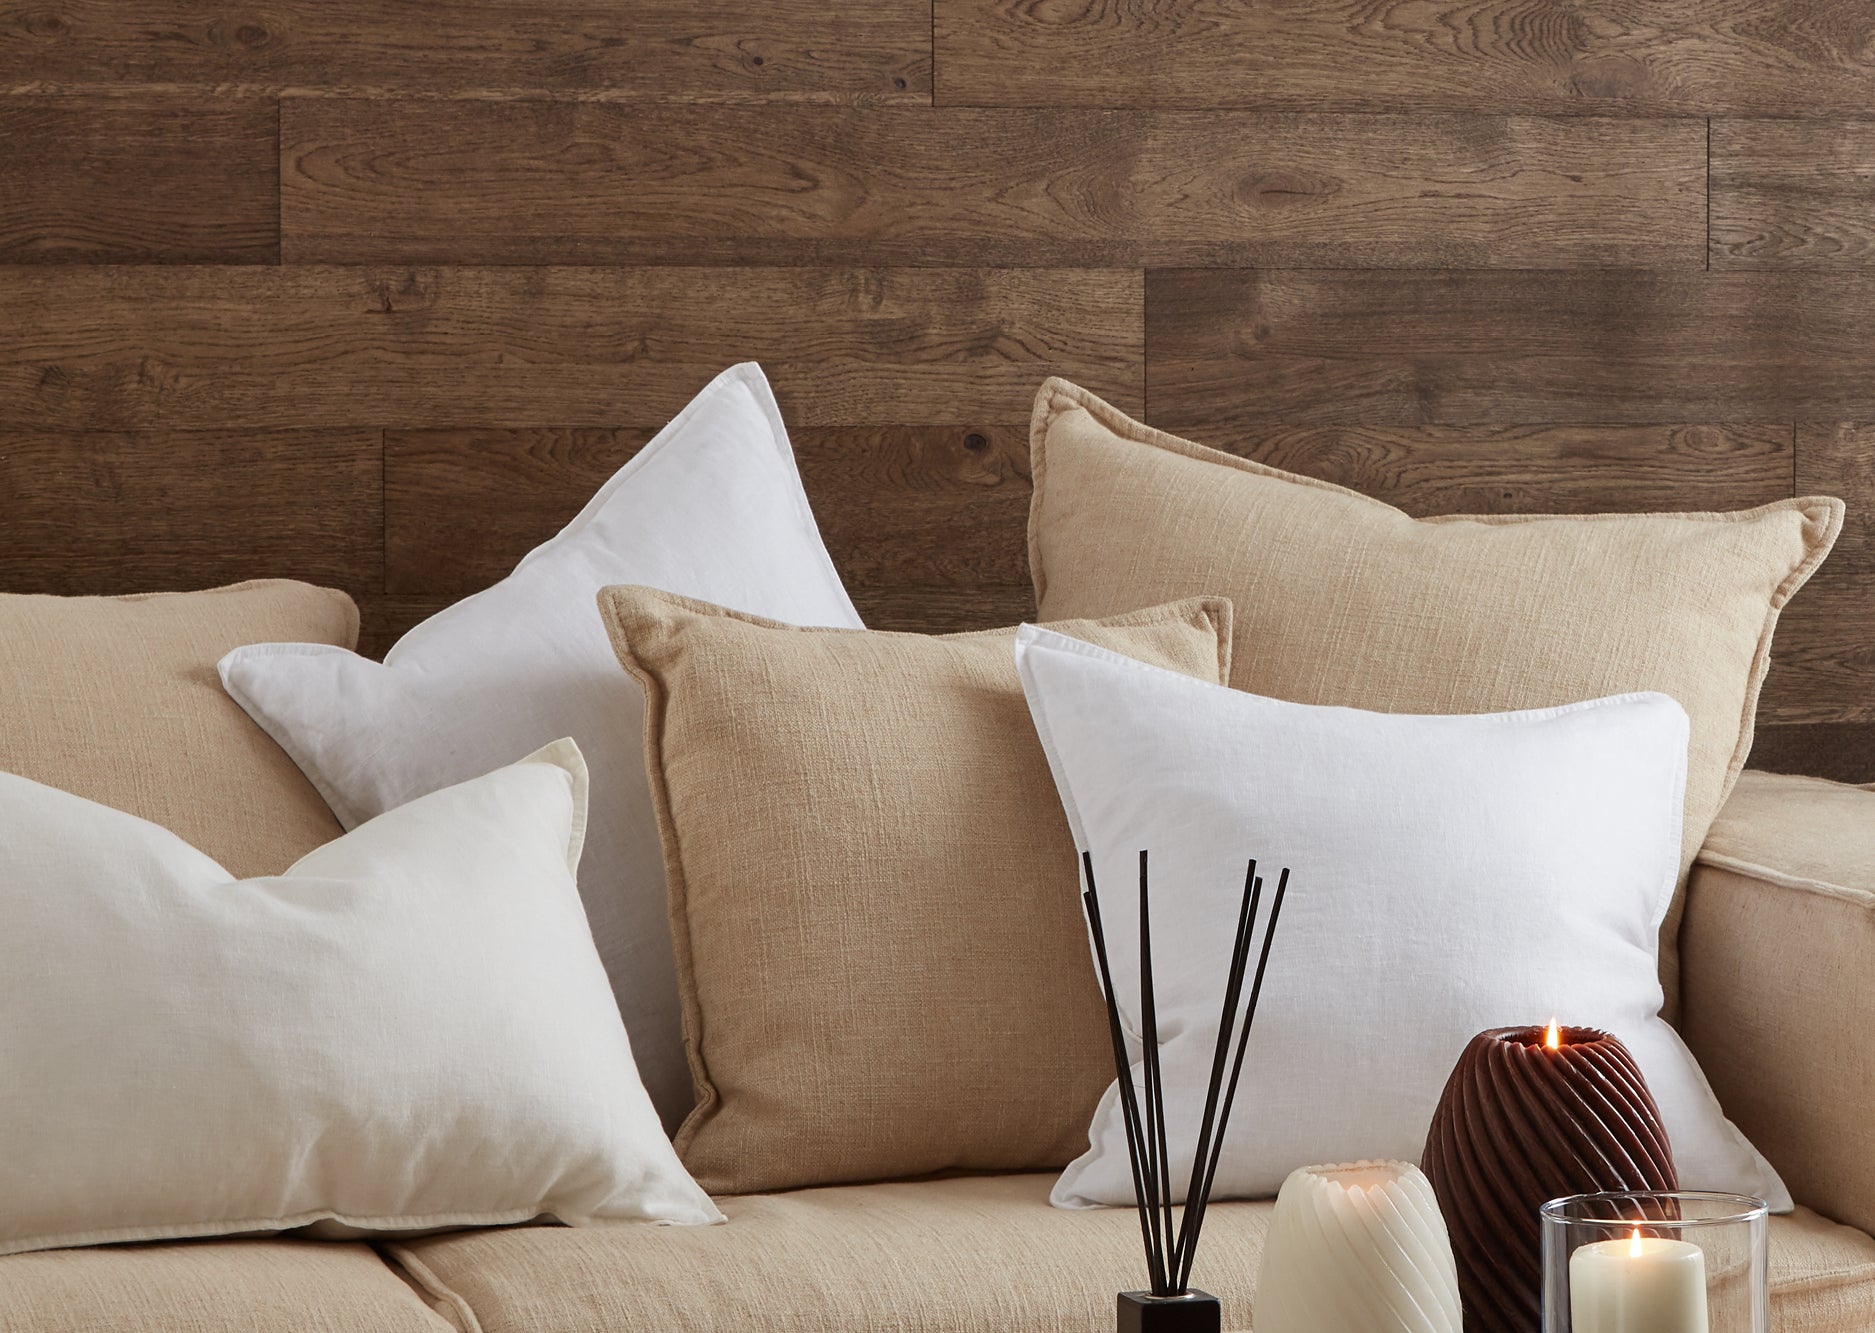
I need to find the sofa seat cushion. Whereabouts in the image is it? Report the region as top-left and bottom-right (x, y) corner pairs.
(391, 1174), (1875, 1333)
(0, 1238), (456, 1332)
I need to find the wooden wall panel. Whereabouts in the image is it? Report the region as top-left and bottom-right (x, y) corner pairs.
(1759, 424), (1875, 741)
(0, 99), (277, 263)
(1145, 269), (1875, 429)
(0, 266), (1142, 430)
(0, 1), (930, 100)
(934, 0), (1875, 114)
(384, 423), (1030, 597)
(281, 103), (1703, 269)
(2, 1), (1872, 779)
(1749, 724), (1875, 785)
(0, 428), (380, 593)
(1712, 120), (1875, 269)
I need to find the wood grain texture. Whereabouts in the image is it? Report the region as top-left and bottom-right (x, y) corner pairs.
(0, 428), (380, 593)
(351, 594), (452, 660)
(1755, 424), (1875, 743)
(1146, 268), (1875, 428)
(1712, 120), (1875, 269)
(0, 98), (276, 262)
(0, 266), (1142, 430)
(851, 584), (1036, 634)
(1747, 723), (1875, 783)
(0, 0), (929, 100)
(935, 0), (1875, 114)
(386, 424), (1030, 596)
(1222, 424), (1792, 515)
(281, 102), (1703, 268)
(1757, 576), (1875, 724)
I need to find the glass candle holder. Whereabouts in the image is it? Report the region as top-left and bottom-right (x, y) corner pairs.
(1540, 1191), (1768, 1333)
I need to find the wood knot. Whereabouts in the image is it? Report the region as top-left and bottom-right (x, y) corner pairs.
(21, 8), (68, 36)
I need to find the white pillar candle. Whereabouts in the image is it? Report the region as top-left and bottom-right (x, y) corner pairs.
(1255, 1161), (1461, 1333)
(1569, 1230), (1709, 1333)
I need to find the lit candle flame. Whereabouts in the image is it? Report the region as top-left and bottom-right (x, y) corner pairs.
(1629, 1228), (1644, 1258)
(1546, 1018), (1561, 1051)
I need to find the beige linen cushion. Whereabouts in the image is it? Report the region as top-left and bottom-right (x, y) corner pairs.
(1684, 771), (1875, 1239)
(600, 588), (1231, 1195)
(0, 1241), (456, 1333)
(389, 1174), (1875, 1333)
(1028, 380), (1841, 1008)
(0, 580), (356, 877)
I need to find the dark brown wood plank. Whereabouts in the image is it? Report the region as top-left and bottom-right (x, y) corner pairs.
(1221, 424), (1791, 516)
(1146, 269), (1875, 428)
(385, 423), (1031, 596)
(1746, 723), (1875, 784)
(1712, 120), (1875, 269)
(0, 429), (380, 593)
(0, 1), (929, 100)
(1756, 424), (1875, 734)
(1798, 423), (1875, 566)
(0, 266), (1142, 431)
(935, 0), (1875, 114)
(852, 584), (1037, 635)
(1757, 575), (1875, 725)
(282, 102), (1703, 269)
(354, 594), (453, 660)
(0, 98), (276, 263)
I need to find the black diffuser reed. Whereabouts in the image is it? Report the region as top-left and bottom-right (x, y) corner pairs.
(1082, 850), (1288, 1333)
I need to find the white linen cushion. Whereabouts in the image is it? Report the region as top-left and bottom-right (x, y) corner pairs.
(1011, 625), (1789, 1211)
(218, 364), (861, 1127)
(0, 740), (720, 1258)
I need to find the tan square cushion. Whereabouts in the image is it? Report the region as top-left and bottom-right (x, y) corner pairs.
(0, 580), (355, 877)
(1027, 380), (1841, 1007)
(391, 1173), (1875, 1333)
(600, 589), (1231, 1195)
(0, 1239), (455, 1333)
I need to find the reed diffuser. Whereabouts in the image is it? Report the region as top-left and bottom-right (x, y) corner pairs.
(1082, 850), (1289, 1333)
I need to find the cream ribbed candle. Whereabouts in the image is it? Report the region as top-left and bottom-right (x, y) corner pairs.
(1255, 1161), (1462, 1333)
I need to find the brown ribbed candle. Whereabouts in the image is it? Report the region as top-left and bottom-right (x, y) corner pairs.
(1421, 1025), (1678, 1333)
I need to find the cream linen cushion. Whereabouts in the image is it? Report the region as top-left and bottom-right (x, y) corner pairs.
(0, 1241), (455, 1333)
(599, 588), (1232, 1195)
(0, 580), (356, 878)
(387, 1175), (1875, 1333)
(0, 740), (718, 1258)
(1027, 379), (1841, 1006)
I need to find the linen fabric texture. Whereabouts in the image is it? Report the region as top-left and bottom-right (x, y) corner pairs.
(1026, 378), (1841, 1010)
(218, 364), (861, 1128)
(0, 580), (356, 878)
(0, 1241), (457, 1333)
(599, 587), (1232, 1195)
(387, 1175), (1875, 1333)
(1012, 625), (1789, 1210)
(1683, 771), (1875, 1239)
(0, 740), (720, 1259)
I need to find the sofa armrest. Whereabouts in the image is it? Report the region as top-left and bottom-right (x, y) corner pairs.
(1682, 770), (1875, 1235)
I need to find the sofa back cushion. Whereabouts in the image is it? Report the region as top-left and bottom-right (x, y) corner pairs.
(600, 587), (1230, 1195)
(1028, 379), (1841, 1008)
(0, 580), (356, 878)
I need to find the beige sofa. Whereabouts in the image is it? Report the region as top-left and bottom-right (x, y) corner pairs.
(1, 770), (1870, 1332)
